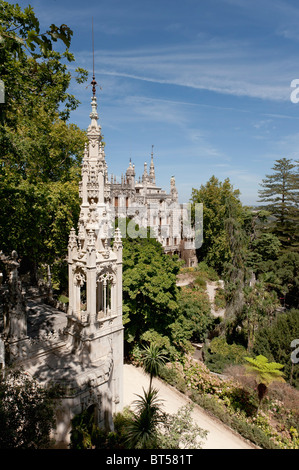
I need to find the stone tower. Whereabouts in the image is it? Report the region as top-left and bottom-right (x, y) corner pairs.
(0, 90), (124, 446)
(66, 91), (124, 430)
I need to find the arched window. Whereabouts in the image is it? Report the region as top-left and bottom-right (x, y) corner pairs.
(96, 272), (115, 318)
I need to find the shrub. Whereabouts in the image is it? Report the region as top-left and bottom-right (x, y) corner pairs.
(162, 358), (293, 449)
(204, 336), (248, 373)
(214, 287), (226, 310)
(0, 369), (59, 449)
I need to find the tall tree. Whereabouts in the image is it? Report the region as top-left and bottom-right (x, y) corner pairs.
(258, 158), (299, 251)
(122, 232), (181, 346)
(242, 282), (279, 351)
(191, 176), (255, 336)
(0, 1), (88, 284)
(190, 176), (246, 274)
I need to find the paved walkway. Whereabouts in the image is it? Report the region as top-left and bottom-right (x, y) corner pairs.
(123, 364), (257, 449)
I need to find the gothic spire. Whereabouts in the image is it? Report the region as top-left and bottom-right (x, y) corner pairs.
(88, 18), (101, 141)
(149, 144), (156, 185)
(142, 161), (148, 183)
(91, 17), (97, 98)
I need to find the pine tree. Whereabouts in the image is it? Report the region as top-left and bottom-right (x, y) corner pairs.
(258, 158), (299, 251)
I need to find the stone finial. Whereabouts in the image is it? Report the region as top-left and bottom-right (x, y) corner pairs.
(170, 176), (178, 202)
(150, 145), (155, 184)
(113, 227), (122, 251)
(87, 229), (96, 247)
(89, 95), (99, 121)
(68, 228), (78, 250)
(142, 162), (149, 183)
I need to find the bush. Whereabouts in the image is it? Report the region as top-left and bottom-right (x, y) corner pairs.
(228, 387), (258, 417)
(204, 337), (248, 373)
(195, 262), (219, 281)
(70, 408), (130, 449)
(253, 309), (299, 388)
(214, 287), (226, 310)
(159, 364), (188, 394)
(166, 359), (284, 449)
(0, 369), (59, 449)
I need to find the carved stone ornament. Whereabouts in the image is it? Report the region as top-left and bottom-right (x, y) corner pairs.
(97, 271), (114, 284)
(97, 262), (116, 277)
(74, 268), (86, 286)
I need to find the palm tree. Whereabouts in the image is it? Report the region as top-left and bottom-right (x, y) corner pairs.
(141, 343), (167, 390)
(125, 387), (164, 449)
(244, 355), (285, 411)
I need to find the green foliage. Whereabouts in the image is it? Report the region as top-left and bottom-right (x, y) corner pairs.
(69, 409), (96, 449)
(245, 355), (285, 386)
(0, 369), (60, 448)
(190, 176), (245, 274)
(258, 158), (299, 251)
(140, 330), (179, 361)
(0, 1), (87, 122)
(124, 387), (164, 449)
(157, 404), (207, 449)
(214, 286), (226, 310)
(140, 343), (167, 389)
(72, 400), (208, 450)
(0, 2), (72, 57)
(0, 178), (81, 287)
(248, 232), (282, 271)
(241, 281), (280, 351)
(70, 408), (126, 449)
(204, 337), (248, 373)
(259, 252), (299, 308)
(122, 225), (216, 358)
(195, 261), (219, 281)
(244, 355), (285, 407)
(253, 309), (299, 388)
(122, 233), (181, 346)
(165, 358), (297, 448)
(173, 286), (214, 345)
(0, 1), (87, 286)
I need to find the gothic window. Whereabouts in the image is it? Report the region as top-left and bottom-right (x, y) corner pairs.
(96, 272), (114, 317)
(73, 268), (86, 320)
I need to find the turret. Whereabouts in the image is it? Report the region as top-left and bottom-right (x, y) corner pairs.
(170, 175), (178, 202)
(126, 159), (135, 188)
(149, 145), (156, 185)
(142, 161), (149, 183)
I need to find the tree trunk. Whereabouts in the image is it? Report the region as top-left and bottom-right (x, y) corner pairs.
(257, 382), (268, 411)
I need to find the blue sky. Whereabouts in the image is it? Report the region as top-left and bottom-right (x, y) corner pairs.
(15, 0), (299, 205)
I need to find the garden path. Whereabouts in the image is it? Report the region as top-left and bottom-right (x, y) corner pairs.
(123, 364), (257, 449)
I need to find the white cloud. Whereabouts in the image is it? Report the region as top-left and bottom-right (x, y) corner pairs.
(72, 37), (296, 102)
